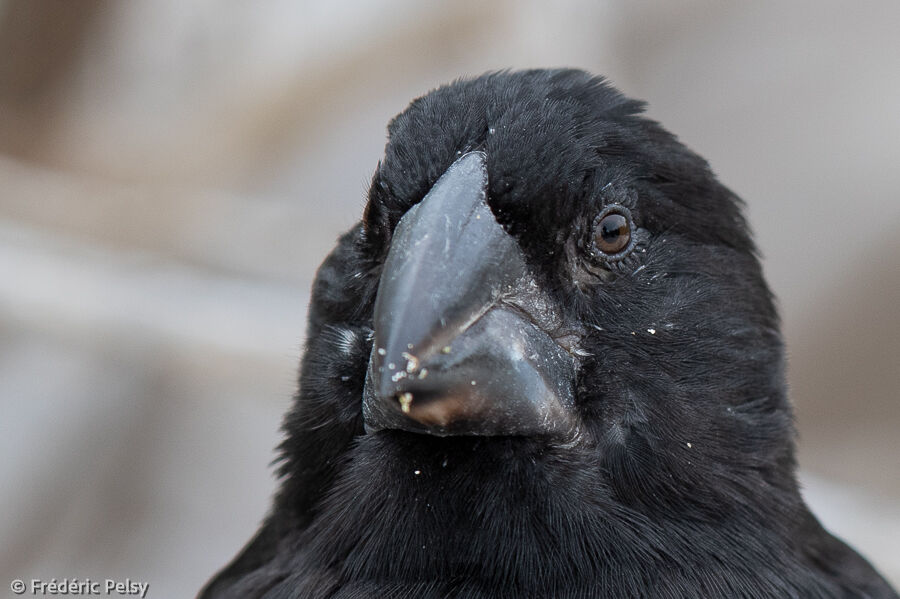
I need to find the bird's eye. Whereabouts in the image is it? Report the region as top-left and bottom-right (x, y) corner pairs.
(592, 207), (632, 257)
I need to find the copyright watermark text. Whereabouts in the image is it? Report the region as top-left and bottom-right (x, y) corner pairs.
(9, 579), (148, 598)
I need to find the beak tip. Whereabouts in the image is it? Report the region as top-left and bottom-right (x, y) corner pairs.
(363, 308), (578, 437)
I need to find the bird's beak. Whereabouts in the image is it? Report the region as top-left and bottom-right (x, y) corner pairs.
(362, 152), (579, 437)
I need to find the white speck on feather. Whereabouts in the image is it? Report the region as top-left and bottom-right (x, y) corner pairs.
(687, 442), (692, 449)
(391, 371), (407, 382)
(414, 470), (421, 475)
(387, 362), (395, 370)
(418, 368), (428, 379)
(398, 392), (413, 413)
(377, 348), (386, 356)
(647, 328), (656, 334)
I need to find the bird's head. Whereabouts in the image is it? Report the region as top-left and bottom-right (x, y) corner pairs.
(279, 69), (794, 530)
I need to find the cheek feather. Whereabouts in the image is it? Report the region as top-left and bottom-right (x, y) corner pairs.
(337, 327), (359, 356)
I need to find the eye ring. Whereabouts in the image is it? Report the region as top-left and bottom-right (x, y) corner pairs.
(591, 205), (635, 260)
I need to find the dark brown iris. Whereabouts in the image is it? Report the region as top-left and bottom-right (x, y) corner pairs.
(594, 211), (631, 255)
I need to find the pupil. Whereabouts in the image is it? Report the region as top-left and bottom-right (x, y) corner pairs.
(601, 214), (626, 241)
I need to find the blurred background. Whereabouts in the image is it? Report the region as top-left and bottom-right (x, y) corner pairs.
(1, 1), (897, 596)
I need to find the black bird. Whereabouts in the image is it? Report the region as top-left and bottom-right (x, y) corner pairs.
(200, 70), (897, 599)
